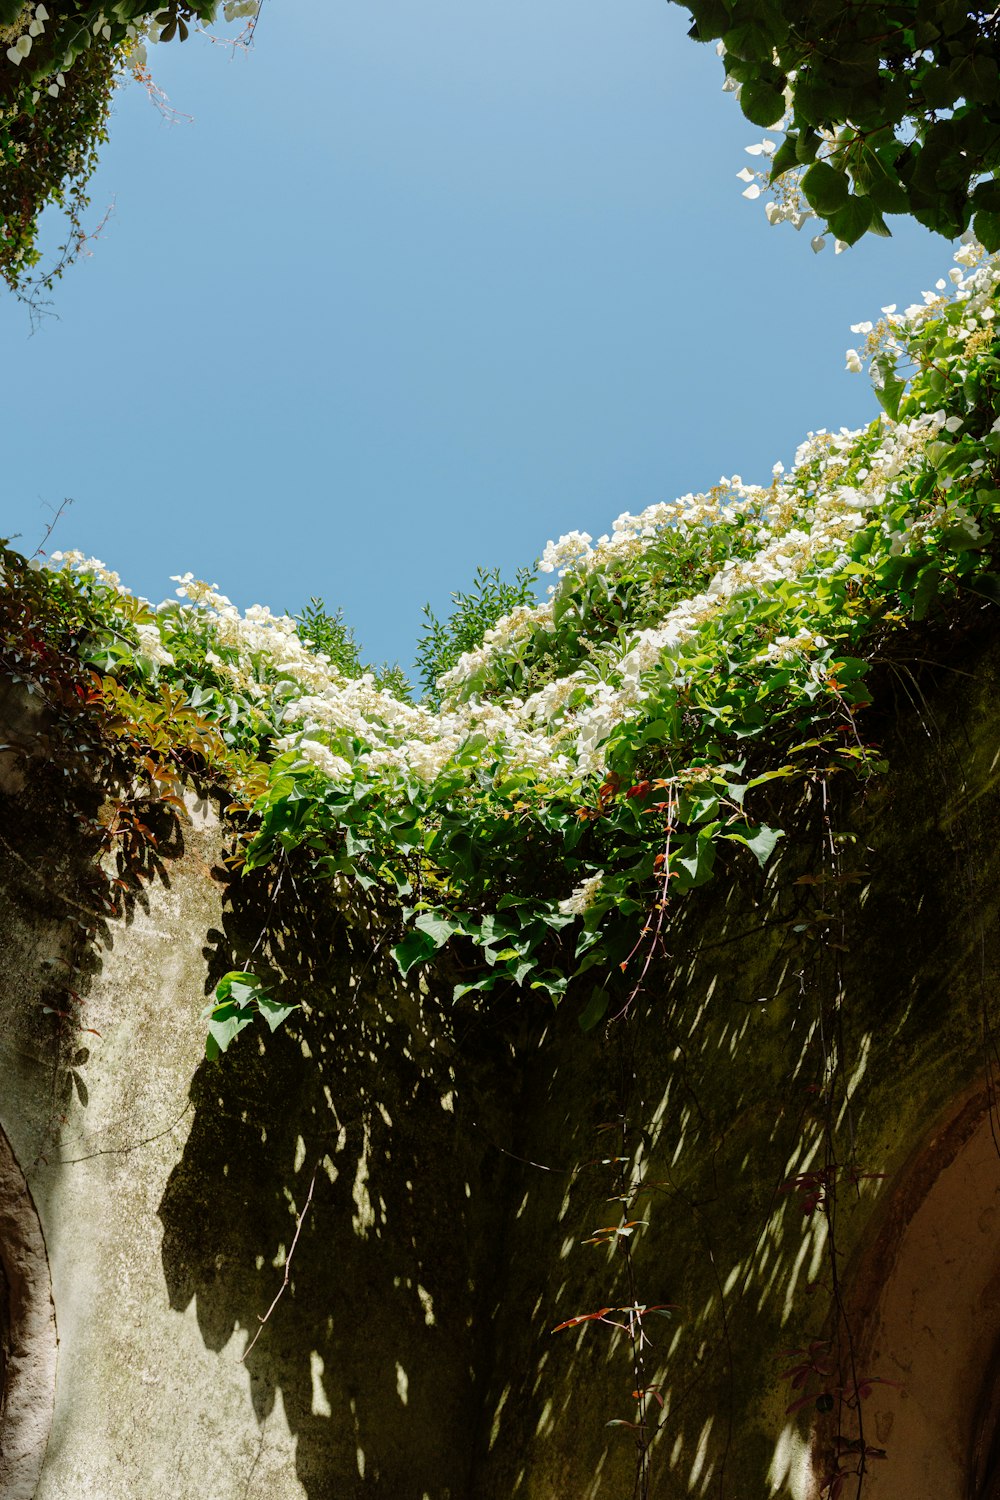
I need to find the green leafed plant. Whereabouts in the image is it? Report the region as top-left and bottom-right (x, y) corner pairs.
(201, 970), (298, 1060)
(6, 238), (1000, 1033)
(0, 0), (258, 309)
(415, 564), (537, 707)
(682, 0), (1000, 248)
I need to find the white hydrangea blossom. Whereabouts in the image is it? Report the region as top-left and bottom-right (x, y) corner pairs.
(134, 622), (175, 668)
(51, 551), (124, 589)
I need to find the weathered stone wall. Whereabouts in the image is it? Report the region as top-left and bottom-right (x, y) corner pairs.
(0, 695), (515, 1500)
(2, 621), (1000, 1499)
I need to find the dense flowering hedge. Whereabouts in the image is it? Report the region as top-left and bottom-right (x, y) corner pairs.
(5, 237), (1000, 1040)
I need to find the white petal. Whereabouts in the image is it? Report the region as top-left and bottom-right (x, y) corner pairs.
(742, 183), (761, 199)
(811, 235), (826, 253)
(736, 166), (755, 182)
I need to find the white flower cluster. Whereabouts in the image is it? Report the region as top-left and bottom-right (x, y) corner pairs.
(49, 449), (892, 785)
(134, 621), (175, 668)
(50, 550), (124, 589)
(845, 235), (999, 376)
(434, 601), (553, 702)
(557, 873), (604, 917)
(735, 134), (851, 253)
(755, 628), (828, 665)
(538, 530), (594, 576)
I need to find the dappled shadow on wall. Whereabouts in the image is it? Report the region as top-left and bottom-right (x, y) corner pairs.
(156, 877), (516, 1499)
(471, 862), (839, 1500)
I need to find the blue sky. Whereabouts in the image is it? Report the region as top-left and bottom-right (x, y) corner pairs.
(3, 0), (956, 671)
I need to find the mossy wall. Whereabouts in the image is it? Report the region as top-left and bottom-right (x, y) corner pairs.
(2, 623), (1000, 1500)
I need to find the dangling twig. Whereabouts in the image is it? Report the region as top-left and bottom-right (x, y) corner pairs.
(241, 1161), (319, 1360)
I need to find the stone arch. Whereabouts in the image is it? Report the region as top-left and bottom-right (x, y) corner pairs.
(833, 1083), (1000, 1499)
(0, 1125), (57, 1498)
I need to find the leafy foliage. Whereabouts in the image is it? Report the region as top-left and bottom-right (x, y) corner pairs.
(296, 596), (412, 700)
(202, 970), (298, 1060)
(295, 597), (365, 678)
(0, 1), (253, 301)
(415, 564), (537, 707)
(680, 0), (1000, 246)
(5, 242), (1000, 1051)
(0, 26), (118, 300)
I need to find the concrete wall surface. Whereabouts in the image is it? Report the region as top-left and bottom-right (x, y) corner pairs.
(2, 620), (1000, 1499)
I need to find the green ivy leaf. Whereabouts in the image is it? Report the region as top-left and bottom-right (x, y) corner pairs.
(723, 824), (785, 868)
(578, 986), (611, 1032)
(741, 80), (786, 127)
(963, 53), (998, 104)
(723, 22), (772, 61)
(974, 209), (1000, 254)
(801, 161), (851, 217)
(685, 0), (731, 42)
(672, 828), (719, 890)
(413, 910), (463, 947)
(215, 971), (261, 1006)
(392, 930), (439, 976)
(203, 1002), (255, 1060)
(966, 572), (1000, 605)
(255, 994), (299, 1032)
(769, 134), (798, 180)
(972, 179), (1000, 215)
(827, 195), (874, 245)
(875, 369), (907, 422)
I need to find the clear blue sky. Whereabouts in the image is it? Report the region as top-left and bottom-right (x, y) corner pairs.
(2, 0), (955, 671)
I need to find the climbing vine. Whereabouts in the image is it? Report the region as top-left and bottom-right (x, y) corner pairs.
(4, 237), (1000, 1495)
(0, 0), (258, 302)
(5, 238), (1000, 1045)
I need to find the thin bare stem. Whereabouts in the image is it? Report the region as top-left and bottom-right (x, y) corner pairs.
(29, 496), (74, 559)
(241, 1161), (319, 1361)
